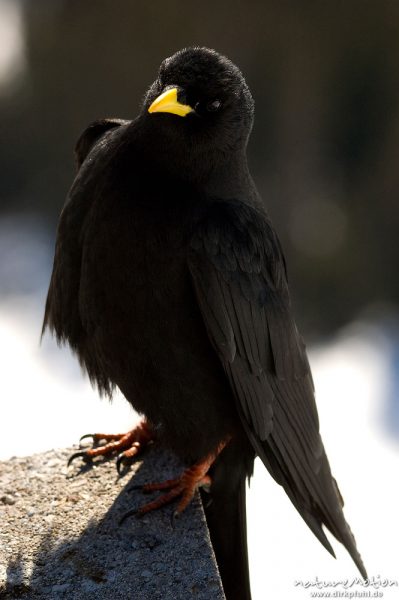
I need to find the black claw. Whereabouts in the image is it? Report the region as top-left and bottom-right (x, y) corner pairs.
(67, 451), (91, 468)
(203, 496), (213, 509)
(119, 508), (139, 525)
(79, 433), (94, 445)
(170, 510), (179, 528)
(116, 453), (126, 474)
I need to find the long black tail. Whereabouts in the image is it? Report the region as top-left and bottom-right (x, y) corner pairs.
(202, 442), (253, 600)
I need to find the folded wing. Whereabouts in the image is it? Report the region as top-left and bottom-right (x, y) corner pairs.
(188, 200), (367, 578)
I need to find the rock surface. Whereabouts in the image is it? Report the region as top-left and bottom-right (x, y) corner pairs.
(0, 446), (225, 599)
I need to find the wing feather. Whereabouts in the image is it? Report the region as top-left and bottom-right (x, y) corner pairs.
(188, 200), (367, 578)
(42, 119), (131, 395)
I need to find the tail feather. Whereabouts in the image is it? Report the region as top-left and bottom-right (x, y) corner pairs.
(202, 475), (252, 600)
(202, 441), (254, 600)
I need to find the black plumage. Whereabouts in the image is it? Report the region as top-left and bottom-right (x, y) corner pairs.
(43, 47), (367, 599)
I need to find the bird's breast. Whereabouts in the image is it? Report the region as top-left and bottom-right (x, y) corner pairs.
(71, 162), (240, 460)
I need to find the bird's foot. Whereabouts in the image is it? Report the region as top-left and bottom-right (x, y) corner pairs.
(133, 463), (212, 519)
(121, 438), (229, 522)
(68, 419), (154, 473)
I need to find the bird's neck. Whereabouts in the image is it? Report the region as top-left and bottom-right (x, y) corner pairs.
(135, 117), (258, 203)
(203, 150), (258, 204)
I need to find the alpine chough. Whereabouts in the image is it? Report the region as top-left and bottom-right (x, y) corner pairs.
(43, 47), (367, 600)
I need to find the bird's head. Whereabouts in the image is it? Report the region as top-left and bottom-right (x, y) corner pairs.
(142, 47), (254, 180)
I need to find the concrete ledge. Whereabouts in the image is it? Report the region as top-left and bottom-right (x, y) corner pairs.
(0, 446), (225, 599)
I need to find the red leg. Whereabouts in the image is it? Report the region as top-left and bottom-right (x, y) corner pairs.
(68, 419), (154, 472)
(122, 437), (230, 522)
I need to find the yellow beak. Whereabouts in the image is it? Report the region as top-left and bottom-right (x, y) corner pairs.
(148, 87), (193, 117)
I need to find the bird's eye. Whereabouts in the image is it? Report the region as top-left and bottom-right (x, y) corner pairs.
(206, 99), (222, 112)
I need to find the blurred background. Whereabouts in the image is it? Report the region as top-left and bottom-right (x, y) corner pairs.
(0, 0), (398, 598)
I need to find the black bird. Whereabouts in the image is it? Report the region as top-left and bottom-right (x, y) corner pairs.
(43, 47), (367, 599)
